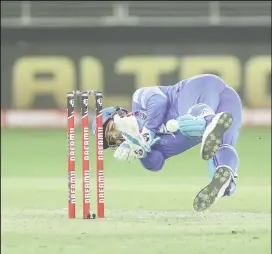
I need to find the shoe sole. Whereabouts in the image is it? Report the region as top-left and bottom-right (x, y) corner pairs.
(193, 166), (232, 212)
(201, 112), (233, 160)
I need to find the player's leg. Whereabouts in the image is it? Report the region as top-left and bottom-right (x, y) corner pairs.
(193, 86), (242, 211)
(173, 75), (242, 211)
(201, 85), (241, 179)
(200, 112), (233, 160)
(176, 74), (232, 149)
(194, 146), (239, 212)
(177, 74), (225, 116)
(176, 75), (238, 161)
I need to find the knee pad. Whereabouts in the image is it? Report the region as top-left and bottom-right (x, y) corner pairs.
(187, 103), (215, 118)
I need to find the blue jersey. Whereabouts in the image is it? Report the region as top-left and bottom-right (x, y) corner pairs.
(131, 74), (241, 171)
(132, 82), (202, 170)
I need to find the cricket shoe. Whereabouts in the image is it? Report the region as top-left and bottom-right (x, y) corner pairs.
(200, 112), (233, 160)
(193, 166), (235, 212)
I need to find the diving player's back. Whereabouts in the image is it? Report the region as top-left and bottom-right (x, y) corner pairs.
(131, 85), (180, 132)
(131, 82), (203, 171)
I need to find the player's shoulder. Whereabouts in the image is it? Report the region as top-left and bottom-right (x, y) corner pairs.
(132, 86), (152, 97)
(132, 86), (167, 101)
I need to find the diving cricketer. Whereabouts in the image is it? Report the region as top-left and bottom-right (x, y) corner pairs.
(92, 74), (242, 212)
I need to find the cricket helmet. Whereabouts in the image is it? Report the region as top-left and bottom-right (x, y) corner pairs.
(91, 106), (128, 149)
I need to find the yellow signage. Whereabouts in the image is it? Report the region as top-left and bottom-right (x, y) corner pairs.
(12, 55), (271, 109)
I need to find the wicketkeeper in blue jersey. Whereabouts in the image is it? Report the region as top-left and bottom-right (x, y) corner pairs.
(92, 74), (242, 212)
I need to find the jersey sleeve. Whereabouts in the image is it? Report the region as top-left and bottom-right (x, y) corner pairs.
(132, 87), (169, 132)
(140, 149), (165, 171)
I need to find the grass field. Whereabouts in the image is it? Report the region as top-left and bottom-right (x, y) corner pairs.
(1, 127), (271, 254)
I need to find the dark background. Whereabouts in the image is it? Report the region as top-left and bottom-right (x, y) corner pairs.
(1, 26), (271, 110)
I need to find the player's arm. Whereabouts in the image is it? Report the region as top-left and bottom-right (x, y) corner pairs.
(114, 87), (168, 160)
(132, 87), (169, 132)
(113, 137), (165, 170)
(140, 149), (165, 171)
(131, 87), (168, 152)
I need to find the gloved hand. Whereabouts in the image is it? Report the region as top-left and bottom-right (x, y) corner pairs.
(176, 114), (206, 137)
(113, 140), (147, 163)
(122, 126), (160, 153)
(139, 127), (160, 152)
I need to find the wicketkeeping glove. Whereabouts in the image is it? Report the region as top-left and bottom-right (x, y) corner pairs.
(122, 126), (160, 153)
(113, 140), (147, 163)
(176, 114), (206, 137)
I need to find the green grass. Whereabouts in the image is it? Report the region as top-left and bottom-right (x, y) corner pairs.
(1, 127), (271, 254)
